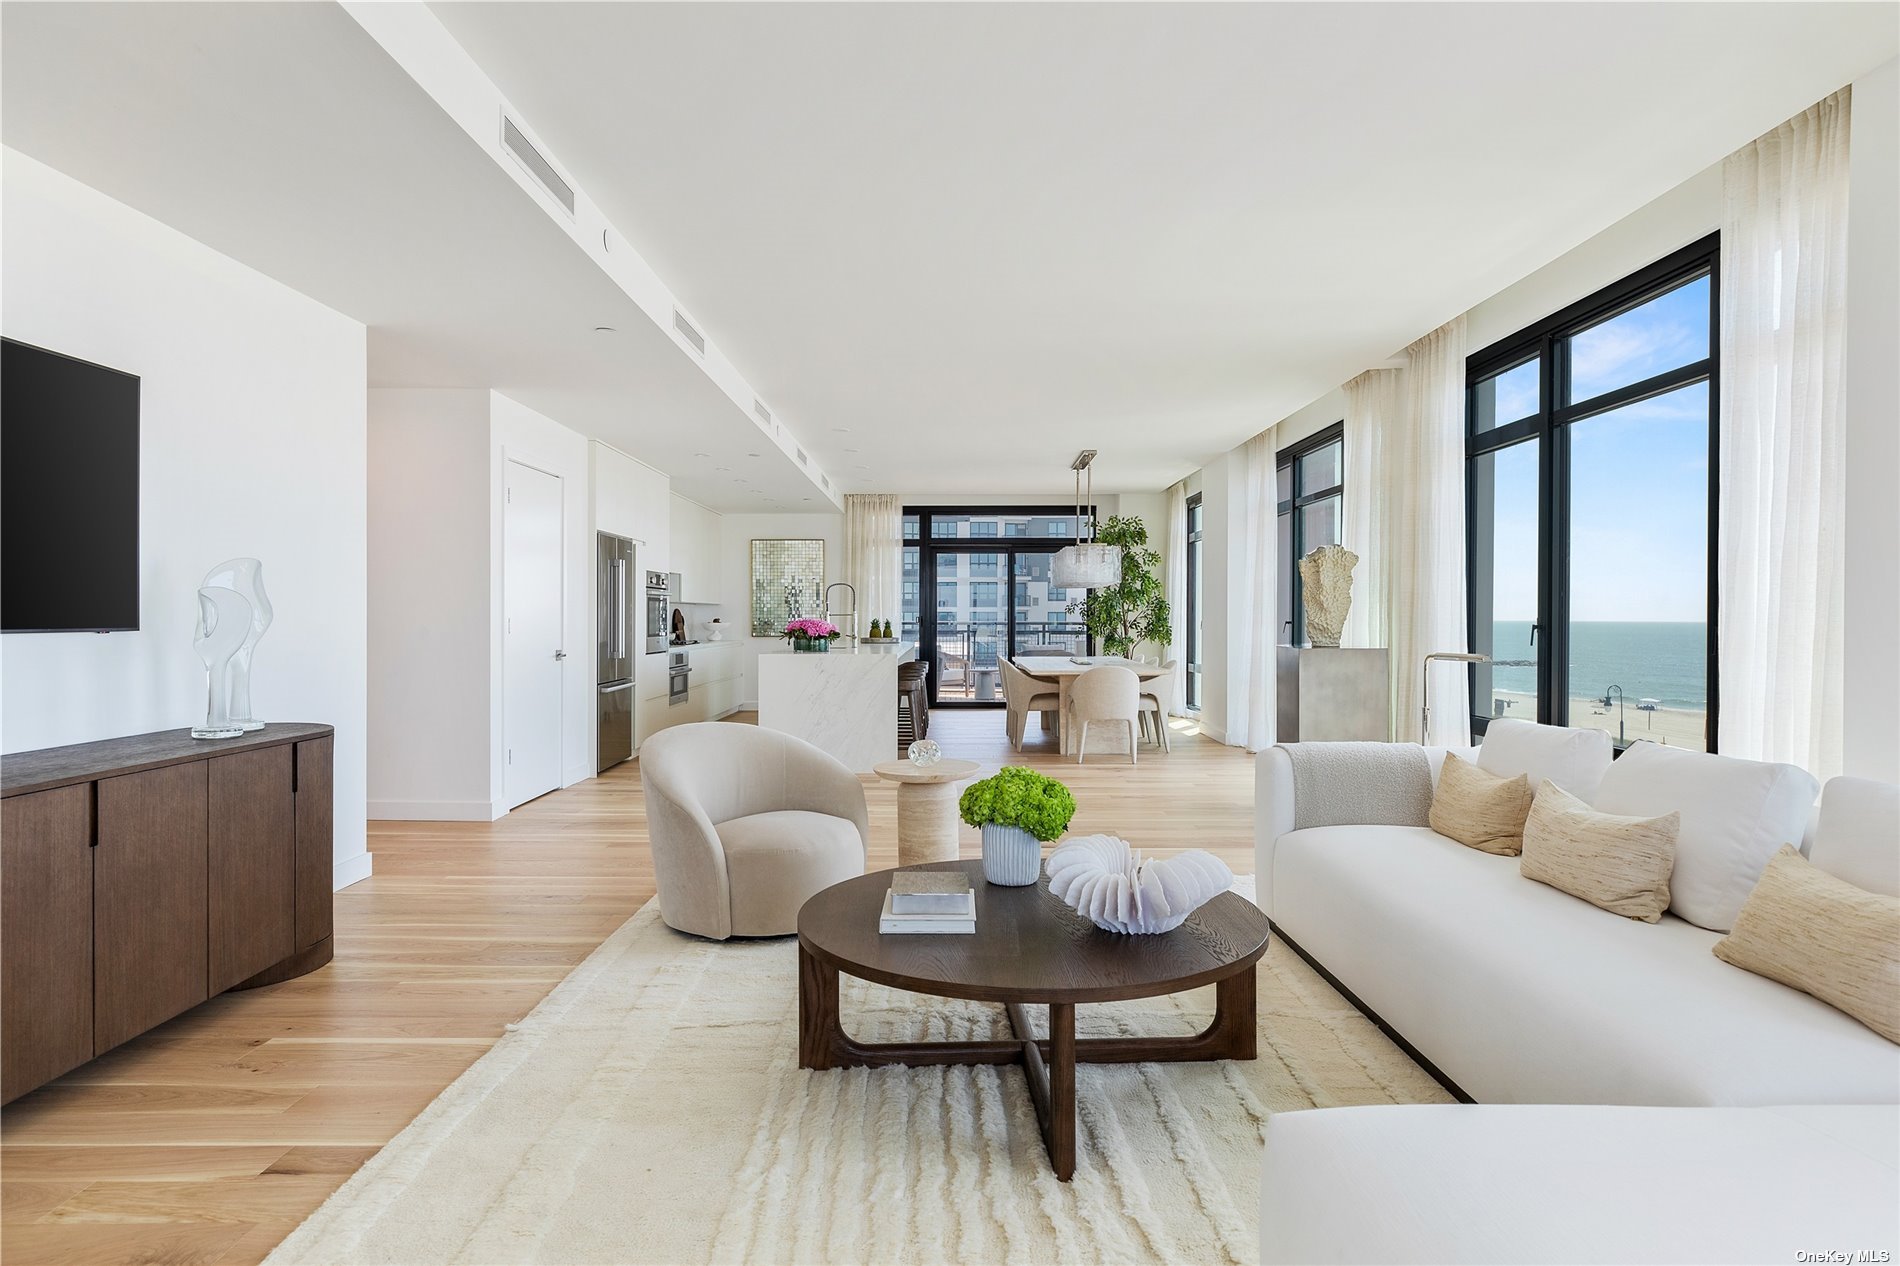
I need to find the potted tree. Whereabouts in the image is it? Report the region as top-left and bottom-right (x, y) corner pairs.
(1065, 515), (1170, 659)
(958, 767), (1078, 885)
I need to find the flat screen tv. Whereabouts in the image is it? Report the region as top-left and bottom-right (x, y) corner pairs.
(2, 339), (141, 632)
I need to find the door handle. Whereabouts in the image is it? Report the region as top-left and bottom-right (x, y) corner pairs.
(554, 650), (567, 660)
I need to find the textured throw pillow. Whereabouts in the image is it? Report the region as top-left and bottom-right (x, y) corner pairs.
(1429, 752), (1533, 855)
(1520, 781), (1679, 922)
(1714, 845), (1900, 1044)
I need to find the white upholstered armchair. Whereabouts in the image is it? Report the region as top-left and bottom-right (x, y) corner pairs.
(639, 722), (869, 940)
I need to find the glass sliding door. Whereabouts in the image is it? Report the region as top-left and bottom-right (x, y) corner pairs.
(909, 506), (1094, 706)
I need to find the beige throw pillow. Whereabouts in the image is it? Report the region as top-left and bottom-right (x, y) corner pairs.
(1520, 781), (1678, 922)
(1714, 845), (1900, 1044)
(1430, 752), (1534, 855)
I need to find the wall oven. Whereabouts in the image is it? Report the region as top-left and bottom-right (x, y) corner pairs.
(668, 651), (690, 707)
(645, 570), (670, 655)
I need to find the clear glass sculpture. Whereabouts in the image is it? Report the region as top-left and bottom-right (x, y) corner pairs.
(192, 586), (253, 739)
(907, 739), (942, 766)
(202, 558), (271, 731)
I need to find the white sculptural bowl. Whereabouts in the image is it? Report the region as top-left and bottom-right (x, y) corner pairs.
(1044, 834), (1235, 935)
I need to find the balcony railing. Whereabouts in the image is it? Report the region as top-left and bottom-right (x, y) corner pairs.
(930, 620), (1087, 701)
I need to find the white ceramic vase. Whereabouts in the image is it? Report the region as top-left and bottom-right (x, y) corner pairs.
(981, 824), (1041, 886)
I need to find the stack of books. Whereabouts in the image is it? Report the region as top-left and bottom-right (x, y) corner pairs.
(879, 870), (976, 935)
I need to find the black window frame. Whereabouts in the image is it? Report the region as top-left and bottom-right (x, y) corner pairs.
(1276, 422), (1345, 646)
(1185, 492), (1204, 711)
(905, 504), (1098, 707)
(1464, 231), (1720, 750)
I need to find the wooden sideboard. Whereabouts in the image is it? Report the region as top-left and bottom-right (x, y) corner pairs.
(1, 723), (335, 1103)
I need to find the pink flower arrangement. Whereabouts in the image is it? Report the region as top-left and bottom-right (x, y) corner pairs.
(783, 618), (840, 641)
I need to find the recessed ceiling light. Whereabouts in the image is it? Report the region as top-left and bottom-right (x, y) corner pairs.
(802, 497), (813, 502)
(693, 452), (711, 459)
(853, 464), (871, 470)
(747, 452), (762, 458)
(842, 447), (860, 454)
(594, 326), (616, 334)
(831, 427), (850, 434)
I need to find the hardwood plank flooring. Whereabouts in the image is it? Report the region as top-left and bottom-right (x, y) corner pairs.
(1, 709), (1253, 1265)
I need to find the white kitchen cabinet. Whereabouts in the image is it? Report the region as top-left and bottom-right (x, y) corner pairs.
(667, 494), (722, 605)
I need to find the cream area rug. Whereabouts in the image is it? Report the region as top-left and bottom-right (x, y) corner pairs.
(265, 879), (1449, 1266)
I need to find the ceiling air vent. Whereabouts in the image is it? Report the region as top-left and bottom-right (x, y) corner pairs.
(500, 115), (574, 216)
(753, 399), (771, 425)
(672, 308), (706, 355)
(821, 474), (831, 490)
(796, 446), (808, 465)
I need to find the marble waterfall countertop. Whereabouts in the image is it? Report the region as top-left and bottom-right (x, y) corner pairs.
(756, 642), (915, 771)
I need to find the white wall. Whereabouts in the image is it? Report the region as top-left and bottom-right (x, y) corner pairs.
(719, 512), (845, 706)
(0, 149), (371, 886)
(366, 388), (491, 819)
(490, 392), (595, 792)
(1844, 58), (1900, 782)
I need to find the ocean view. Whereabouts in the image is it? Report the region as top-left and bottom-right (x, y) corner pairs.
(1484, 620), (1708, 708)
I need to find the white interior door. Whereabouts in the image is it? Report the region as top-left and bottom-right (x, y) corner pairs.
(504, 460), (564, 809)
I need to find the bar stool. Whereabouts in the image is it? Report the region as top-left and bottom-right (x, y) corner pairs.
(898, 660), (931, 745)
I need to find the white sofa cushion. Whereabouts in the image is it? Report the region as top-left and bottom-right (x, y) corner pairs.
(1476, 718), (1614, 801)
(1593, 741), (1819, 932)
(1270, 824), (1900, 1106)
(1261, 1103), (1900, 1265)
(1811, 776), (1900, 897)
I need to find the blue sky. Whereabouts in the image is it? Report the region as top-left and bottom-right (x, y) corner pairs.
(1485, 276), (1710, 623)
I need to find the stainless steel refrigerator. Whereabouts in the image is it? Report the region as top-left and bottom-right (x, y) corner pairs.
(597, 532), (636, 771)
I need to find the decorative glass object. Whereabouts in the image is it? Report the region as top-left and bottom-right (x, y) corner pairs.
(749, 538), (826, 636)
(202, 558), (272, 730)
(191, 586), (253, 739)
(907, 739), (942, 766)
(1044, 834), (1234, 934)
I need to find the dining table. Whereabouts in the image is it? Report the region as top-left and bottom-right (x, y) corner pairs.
(1012, 656), (1174, 755)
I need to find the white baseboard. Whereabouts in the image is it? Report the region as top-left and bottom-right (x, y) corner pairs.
(333, 851), (373, 891)
(368, 799), (499, 821)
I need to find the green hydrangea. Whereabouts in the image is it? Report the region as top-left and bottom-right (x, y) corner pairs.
(958, 766), (1077, 842)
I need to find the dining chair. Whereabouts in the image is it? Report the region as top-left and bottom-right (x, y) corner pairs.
(1067, 664), (1140, 765)
(1139, 660), (1176, 752)
(999, 659), (1061, 751)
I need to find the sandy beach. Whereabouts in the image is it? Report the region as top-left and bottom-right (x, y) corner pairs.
(1491, 690), (1708, 752)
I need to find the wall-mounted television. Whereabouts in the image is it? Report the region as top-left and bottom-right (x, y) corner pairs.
(2, 338), (141, 633)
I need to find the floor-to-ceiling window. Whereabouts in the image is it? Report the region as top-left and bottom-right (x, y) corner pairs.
(906, 507), (1094, 705)
(1275, 424), (1345, 645)
(1467, 233), (1718, 750)
(1185, 492), (1204, 710)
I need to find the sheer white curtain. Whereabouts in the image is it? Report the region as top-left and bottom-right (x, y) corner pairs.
(1341, 367), (1403, 738)
(841, 493), (902, 639)
(1227, 430), (1279, 751)
(1719, 89), (1852, 779)
(1164, 481), (1189, 714)
(1392, 318), (1471, 746)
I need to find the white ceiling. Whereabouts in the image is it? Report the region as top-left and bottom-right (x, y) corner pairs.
(5, 3), (1895, 505)
(0, 1), (831, 511)
(430, 1), (1897, 494)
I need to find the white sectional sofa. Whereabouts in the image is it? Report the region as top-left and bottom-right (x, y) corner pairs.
(1254, 723), (1900, 1264)
(1254, 725), (1900, 1105)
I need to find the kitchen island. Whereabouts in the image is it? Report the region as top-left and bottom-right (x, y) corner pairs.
(757, 641), (916, 773)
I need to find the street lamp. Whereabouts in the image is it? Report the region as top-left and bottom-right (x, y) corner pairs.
(1601, 684), (1626, 745)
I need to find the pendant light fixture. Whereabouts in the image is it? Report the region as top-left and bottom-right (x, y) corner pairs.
(1050, 450), (1122, 589)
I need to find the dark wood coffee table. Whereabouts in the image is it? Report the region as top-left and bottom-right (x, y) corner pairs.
(796, 859), (1271, 1181)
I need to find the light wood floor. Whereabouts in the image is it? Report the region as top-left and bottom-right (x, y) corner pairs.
(1, 709), (1254, 1266)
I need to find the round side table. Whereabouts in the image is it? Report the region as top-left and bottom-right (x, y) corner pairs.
(871, 758), (982, 866)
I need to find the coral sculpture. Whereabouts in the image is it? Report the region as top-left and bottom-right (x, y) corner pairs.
(1298, 543), (1358, 648)
(1044, 835), (1234, 934)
